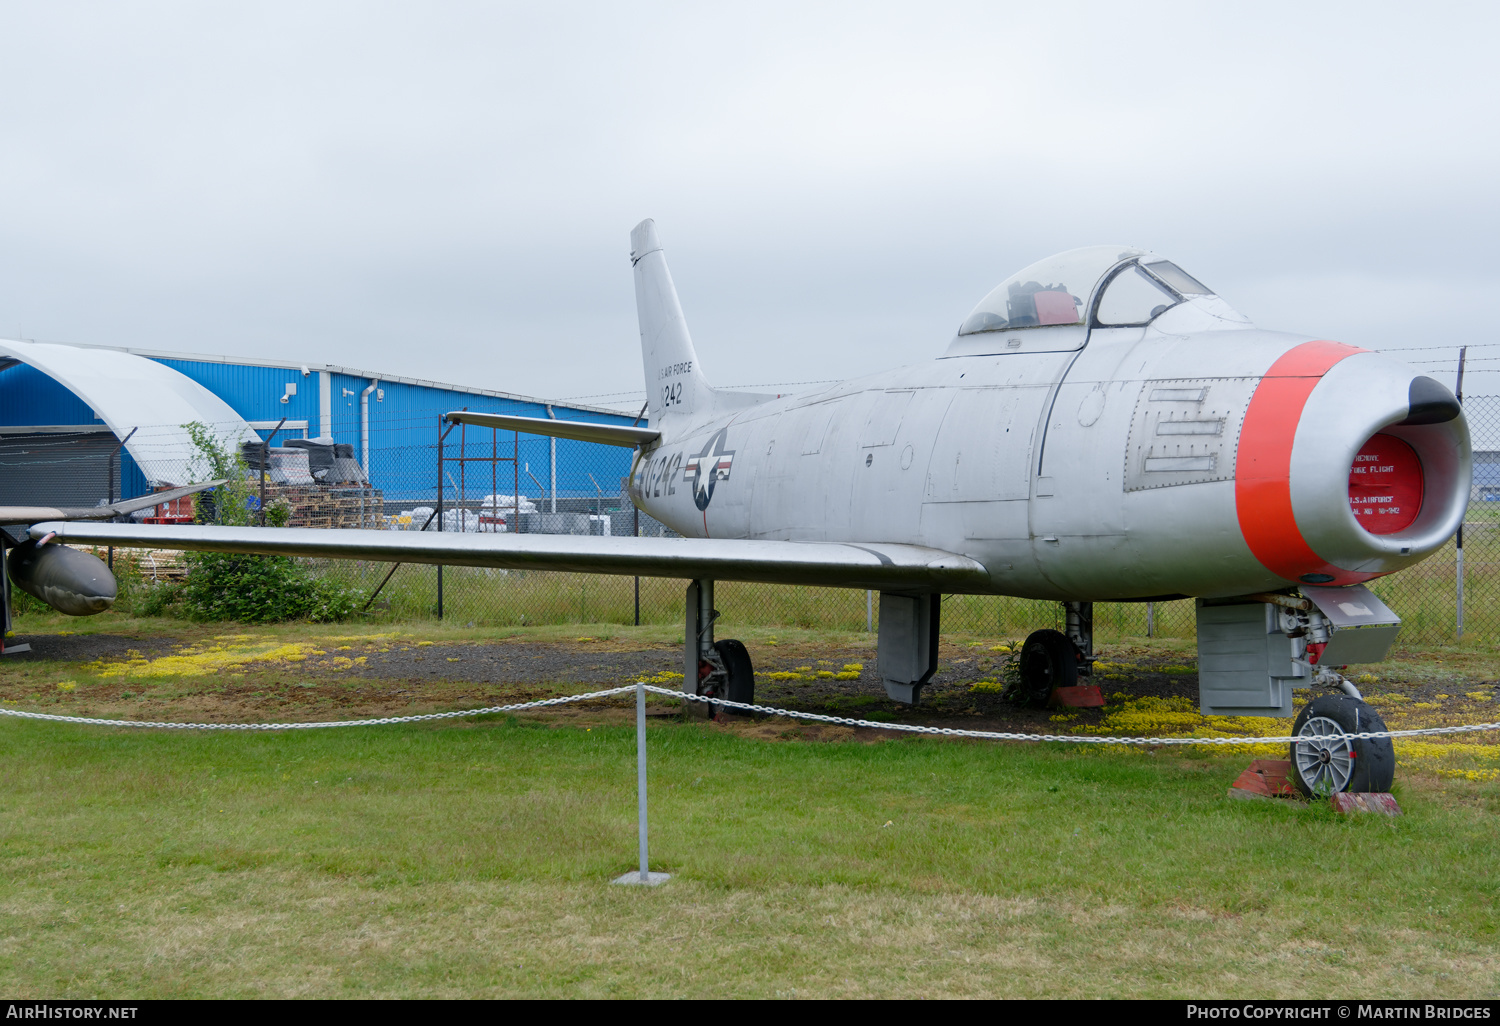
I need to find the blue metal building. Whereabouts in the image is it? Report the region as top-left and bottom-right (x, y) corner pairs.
(0, 339), (643, 512)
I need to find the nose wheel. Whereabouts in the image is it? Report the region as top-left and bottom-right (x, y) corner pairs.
(1289, 694), (1395, 796)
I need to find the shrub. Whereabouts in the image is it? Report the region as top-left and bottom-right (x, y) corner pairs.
(265, 497), (293, 528)
(180, 552), (359, 624)
(133, 581), (183, 618)
(181, 421), (257, 527)
(996, 653), (1027, 705)
(172, 424), (357, 623)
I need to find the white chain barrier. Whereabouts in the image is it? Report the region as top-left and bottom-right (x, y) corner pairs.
(0, 686), (641, 730)
(645, 687), (1500, 747)
(0, 682), (1497, 747)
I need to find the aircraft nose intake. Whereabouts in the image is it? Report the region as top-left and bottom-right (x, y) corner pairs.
(1270, 349), (1471, 585)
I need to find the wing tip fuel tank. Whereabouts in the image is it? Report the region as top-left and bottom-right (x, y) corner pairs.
(7, 539), (117, 615)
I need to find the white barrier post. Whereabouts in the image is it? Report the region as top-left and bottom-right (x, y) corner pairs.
(613, 681), (669, 886)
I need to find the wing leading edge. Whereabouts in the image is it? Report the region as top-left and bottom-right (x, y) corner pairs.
(30, 522), (990, 592)
(445, 412), (659, 448)
(0, 479), (229, 527)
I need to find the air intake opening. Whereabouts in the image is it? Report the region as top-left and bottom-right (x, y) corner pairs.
(1349, 433), (1424, 535)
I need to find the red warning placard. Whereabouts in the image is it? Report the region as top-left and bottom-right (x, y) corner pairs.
(1348, 433), (1423, 535)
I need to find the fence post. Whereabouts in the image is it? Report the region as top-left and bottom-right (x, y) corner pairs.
(1146, 601), (1154, 639)
(105, 426), (138, 572)
(866, 590), (873, 633)
(1456, 346), (1467, 642)
(436, 414), (444, 620)
(613, 681), (669, 886)
(260, 416), (287, 527)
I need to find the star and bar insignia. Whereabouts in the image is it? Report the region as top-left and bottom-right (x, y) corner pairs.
(683, 428), (735, 511)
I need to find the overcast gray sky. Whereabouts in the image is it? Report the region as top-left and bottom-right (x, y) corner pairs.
(2, 1), (1497, 408)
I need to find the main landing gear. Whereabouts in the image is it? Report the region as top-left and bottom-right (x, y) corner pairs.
(1015, 601), (1094, 707)
(685, 580), (754, 719)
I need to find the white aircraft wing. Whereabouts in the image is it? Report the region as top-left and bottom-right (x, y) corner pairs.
(0, 480), (228, 526)
(29, 522), (990, 591)
(446, 412), (659, 448)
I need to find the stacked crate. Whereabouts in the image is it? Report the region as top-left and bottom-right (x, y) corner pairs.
(258, 483), (385, 529)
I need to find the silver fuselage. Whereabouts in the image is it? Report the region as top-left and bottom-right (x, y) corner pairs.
(631, 298), (1469, 602)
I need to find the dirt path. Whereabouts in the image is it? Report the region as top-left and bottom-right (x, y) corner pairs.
(5, 628), (1493, 732)
(0, 630), (1209, 731)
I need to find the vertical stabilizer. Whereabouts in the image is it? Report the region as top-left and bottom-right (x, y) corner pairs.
(632, 219), (714, 424)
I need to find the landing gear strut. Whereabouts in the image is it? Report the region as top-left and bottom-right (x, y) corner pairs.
(0, 536), (32, 657)
(685, 579), (753, 718)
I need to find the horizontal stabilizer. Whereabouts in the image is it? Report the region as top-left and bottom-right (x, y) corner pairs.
(0, 479), (228, 527)
(31, 522), (990, 592)
(446, 412), (659, 449)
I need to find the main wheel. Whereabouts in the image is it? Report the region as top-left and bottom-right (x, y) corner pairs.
(1289, 694), (1395, 797)
(1016, 629), (1077, 707)
(709, 638), (754, 718)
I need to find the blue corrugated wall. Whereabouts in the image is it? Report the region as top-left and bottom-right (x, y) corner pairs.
(0, 364), (96, 423)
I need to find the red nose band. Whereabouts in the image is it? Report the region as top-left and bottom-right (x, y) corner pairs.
(1235, 340), (1375, 586)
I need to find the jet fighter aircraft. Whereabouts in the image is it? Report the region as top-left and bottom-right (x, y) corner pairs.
(36, 223), (1468, 796)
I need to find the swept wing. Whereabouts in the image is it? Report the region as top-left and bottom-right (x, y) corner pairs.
(445, 412), (659, 448)
(0, 479), (228, 526)
(27, 522), (988, 592)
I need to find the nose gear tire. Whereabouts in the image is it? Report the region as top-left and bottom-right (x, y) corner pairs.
(1289, 694), (1395, 797)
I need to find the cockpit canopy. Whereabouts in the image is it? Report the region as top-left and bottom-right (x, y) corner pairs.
(958, 245), (1214, 336)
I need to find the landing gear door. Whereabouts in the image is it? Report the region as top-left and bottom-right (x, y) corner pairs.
(1196, 599), (1301, 717)
(1300, 584), (1402, 666)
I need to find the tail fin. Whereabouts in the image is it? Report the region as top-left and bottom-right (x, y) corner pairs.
(631, 219), (715, 424)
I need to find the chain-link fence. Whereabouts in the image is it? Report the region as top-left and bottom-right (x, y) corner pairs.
(6, 401), (1497, 646)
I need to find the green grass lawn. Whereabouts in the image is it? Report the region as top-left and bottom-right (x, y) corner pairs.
(1, 711), (1496, 998)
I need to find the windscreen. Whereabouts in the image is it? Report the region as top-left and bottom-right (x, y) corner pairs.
(1142, 260), (1212, 296)
(1095, 265), (1180, 326)
(959, 246), (1139, 335)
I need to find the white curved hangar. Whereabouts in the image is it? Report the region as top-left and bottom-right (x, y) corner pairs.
(0, 338), (254, 486)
